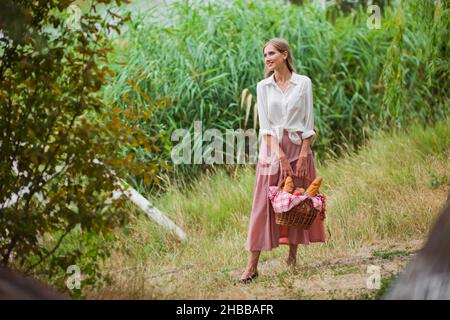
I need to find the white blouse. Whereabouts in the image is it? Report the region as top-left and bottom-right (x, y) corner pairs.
(256, 72), (317, 147)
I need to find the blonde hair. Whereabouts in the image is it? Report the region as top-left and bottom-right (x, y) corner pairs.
(262, 37), (297, 78)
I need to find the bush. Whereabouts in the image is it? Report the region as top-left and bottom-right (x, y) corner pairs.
(0, 0), (166, 296)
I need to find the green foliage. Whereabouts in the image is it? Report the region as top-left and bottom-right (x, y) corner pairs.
(33, 227), (117, 298)
(0, 0), (167, 295)
(104, 0), (449, 194)
(429, 174), (450, 189)
(381, 0), (449, 129)
(372, 249), (415, 260)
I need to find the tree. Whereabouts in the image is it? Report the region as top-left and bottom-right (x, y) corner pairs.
(0, 0), (169, 294)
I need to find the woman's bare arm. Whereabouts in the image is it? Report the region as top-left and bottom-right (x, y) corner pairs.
(300, 136), (312, 156)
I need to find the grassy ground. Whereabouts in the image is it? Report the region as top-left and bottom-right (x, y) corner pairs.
(87, 119), (449, 299)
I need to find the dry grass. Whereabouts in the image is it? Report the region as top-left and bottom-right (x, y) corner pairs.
(87, 119), (449, 299)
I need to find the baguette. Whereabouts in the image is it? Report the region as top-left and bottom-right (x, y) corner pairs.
(305, 176), (323, 196)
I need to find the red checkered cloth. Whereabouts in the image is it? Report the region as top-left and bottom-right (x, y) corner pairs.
(268, 186), (327, 220)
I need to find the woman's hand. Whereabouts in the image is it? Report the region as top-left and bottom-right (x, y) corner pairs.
(279, 154), (294, 183)
(295, 137), (315, 180)
(294, 150), (309, 179)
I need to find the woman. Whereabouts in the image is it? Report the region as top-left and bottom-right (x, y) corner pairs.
(240, 38), (326, 283)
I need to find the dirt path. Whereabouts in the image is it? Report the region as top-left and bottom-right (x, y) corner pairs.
(224, 239), (423, 300)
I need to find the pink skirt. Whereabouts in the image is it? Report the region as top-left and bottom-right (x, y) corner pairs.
(245, 130), (326, 251)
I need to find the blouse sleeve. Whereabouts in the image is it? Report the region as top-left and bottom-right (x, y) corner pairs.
(301, 78), (317, 143)
(256, 82), (277, 139)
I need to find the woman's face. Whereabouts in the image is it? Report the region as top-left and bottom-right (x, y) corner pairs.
(263, 44), (287, 71)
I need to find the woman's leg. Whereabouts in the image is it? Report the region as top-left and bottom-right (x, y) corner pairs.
(287, 244), (298, 267)
(240, 250), (261, 279)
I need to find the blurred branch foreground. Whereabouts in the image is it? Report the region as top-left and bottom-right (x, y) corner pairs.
(0, 267), (70, 299)
(385, 202), (450, 299)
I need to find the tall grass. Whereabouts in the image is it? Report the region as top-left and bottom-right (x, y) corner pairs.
(89, 118), (449, 299)
(102, 0), (449, 194)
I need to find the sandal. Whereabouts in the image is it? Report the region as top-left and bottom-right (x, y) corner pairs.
(238, 271), (259, 284)
(286, 258), (296, 267)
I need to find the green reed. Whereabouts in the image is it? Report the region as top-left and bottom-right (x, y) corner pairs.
(102, 0), (449, 194)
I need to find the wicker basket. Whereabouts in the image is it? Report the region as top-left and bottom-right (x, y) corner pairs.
(274, 176), (321, 229)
